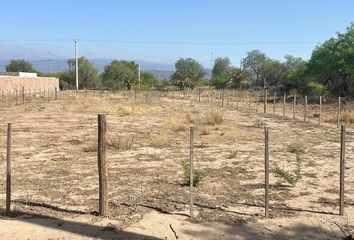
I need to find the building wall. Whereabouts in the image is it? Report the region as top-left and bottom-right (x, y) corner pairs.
(0, 76), (59, 94)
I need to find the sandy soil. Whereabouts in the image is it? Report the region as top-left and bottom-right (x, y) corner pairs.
(0, 90), (353, 239)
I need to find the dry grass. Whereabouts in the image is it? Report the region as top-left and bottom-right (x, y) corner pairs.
(167, 117), (187, 131)
(205, 109), (223, 126)
(185, 111), (196, 123)
(108, 134), (135, 151)
(148, 132), (173, 148)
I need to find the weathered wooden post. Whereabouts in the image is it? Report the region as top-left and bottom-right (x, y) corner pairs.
(293, 94), (296, 120)
(337, 96), (341, 128)
(264, 89), (268, 114)
(273, 92), (276, 116)
(304, 96), (308, 122)
(319, 96), (322, 125)
(221, 89), (225, 107)
(339, 124), (345, 215)
(189, 125), (195, 218)
(283, 93), (286, 117)
(6, 123), (12, 216)
(16, 90), (18, 105)
(264, 127), (269, 218)
(98, 114), (108, 216)
(198, 89), (201, 102)
(55, 87), (58, 101)
(22, 87), (25, 104)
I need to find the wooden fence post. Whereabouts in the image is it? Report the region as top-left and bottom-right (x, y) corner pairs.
(283, 93), (286, 117)
(189, 125), (195, 218)
(264, 127), (269, 218)
(198, 89), (201, 102)
(293, 94), (296, 120)
(273, 92), (276, 116)
(337, 96), (341, 128)
(98, 114), (108, 216)
(264, 89), (268, 114)
(55, 87), (58, 100)
(339, 124), (345, 215)
(6, 123), (12, 216)
(319, 96), (322, 125)
(304, 96), (308, 122)
(22, 87), (25, 104)
(16, 90), (18, 105)
(221, 89), (225, 107)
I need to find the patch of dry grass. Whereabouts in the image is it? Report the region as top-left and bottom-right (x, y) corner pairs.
(167, 117), (187, 131)
(206, 109), (223, 126)
(185, 111), (196, 123)
(108, 134), (135, 151)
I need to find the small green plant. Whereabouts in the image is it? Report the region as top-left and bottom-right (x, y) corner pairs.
(287, 142), (306, 154)
(228, 150), (238, 159)
(272, 156), (303, 186)
(181, 160), (207, 186)
(253, 118), (265, 128)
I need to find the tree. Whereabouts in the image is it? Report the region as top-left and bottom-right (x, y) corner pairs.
(212, 57), (231, 88)
(102, 60), (138, 90)
(226, 67), (251, 88)
(67, 57), (100, 89)
(141, 71), (157, 88)
(6, 59), (37, 73)
(308, 23), (354, 96)
(242, 50), (267, 87)
(171, 58), (204, 89)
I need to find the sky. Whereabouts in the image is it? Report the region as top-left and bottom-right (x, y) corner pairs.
(0, 0), (353, 68)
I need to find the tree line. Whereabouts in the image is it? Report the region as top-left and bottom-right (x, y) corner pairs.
(4, 23), (353, 96)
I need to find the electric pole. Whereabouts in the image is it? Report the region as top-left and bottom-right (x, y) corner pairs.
(74, 40), (79, 91)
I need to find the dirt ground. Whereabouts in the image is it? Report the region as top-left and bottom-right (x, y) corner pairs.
(0, 90), (353, 239)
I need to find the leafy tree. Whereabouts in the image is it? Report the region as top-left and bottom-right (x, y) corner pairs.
(141, 71), (157, 88)
(308, 23), (354, 96)
(211, 57), (231, 88)
(171, 58), (204, 89)
(67, 57), (100, 89)
(6, 59), (37, 73)
(226, 67), (251, 88)
(242, 50), (267, 87)
(102, 60), (138, 90)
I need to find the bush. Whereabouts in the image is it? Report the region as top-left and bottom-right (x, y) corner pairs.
(206, 109), (223, 125)
(182, 160), (206, 186)
(272, 156), (303, 186)
(306, 81), (325, 96)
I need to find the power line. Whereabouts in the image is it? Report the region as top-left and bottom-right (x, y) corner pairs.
(0, 38), (319, 45)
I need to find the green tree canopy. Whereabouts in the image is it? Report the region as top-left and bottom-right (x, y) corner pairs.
(5, 59), (37, 73)
(171, 58), (204, 89)
(308, 23), (354, 96)
(242, 50), (267, 87)
(212, 57), (231, 88)
(102, 60), (138, 90)
(67, 57), (100, 89)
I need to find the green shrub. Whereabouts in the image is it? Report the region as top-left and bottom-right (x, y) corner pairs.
(272, 150), (304, 186)
(306, 81), (325, 96)
(228, 150), (238, 159)
(287, 142), (305, 154)
(181, 160), (207, 186)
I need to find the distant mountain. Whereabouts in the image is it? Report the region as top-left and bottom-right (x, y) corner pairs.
(0, 58), (211, 80)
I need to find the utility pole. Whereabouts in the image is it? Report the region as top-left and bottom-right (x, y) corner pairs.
(74, 40), (79, 91)
(210, 52), (213, 87)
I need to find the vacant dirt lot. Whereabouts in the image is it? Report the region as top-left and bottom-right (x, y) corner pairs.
(0, 90), (353, 239)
